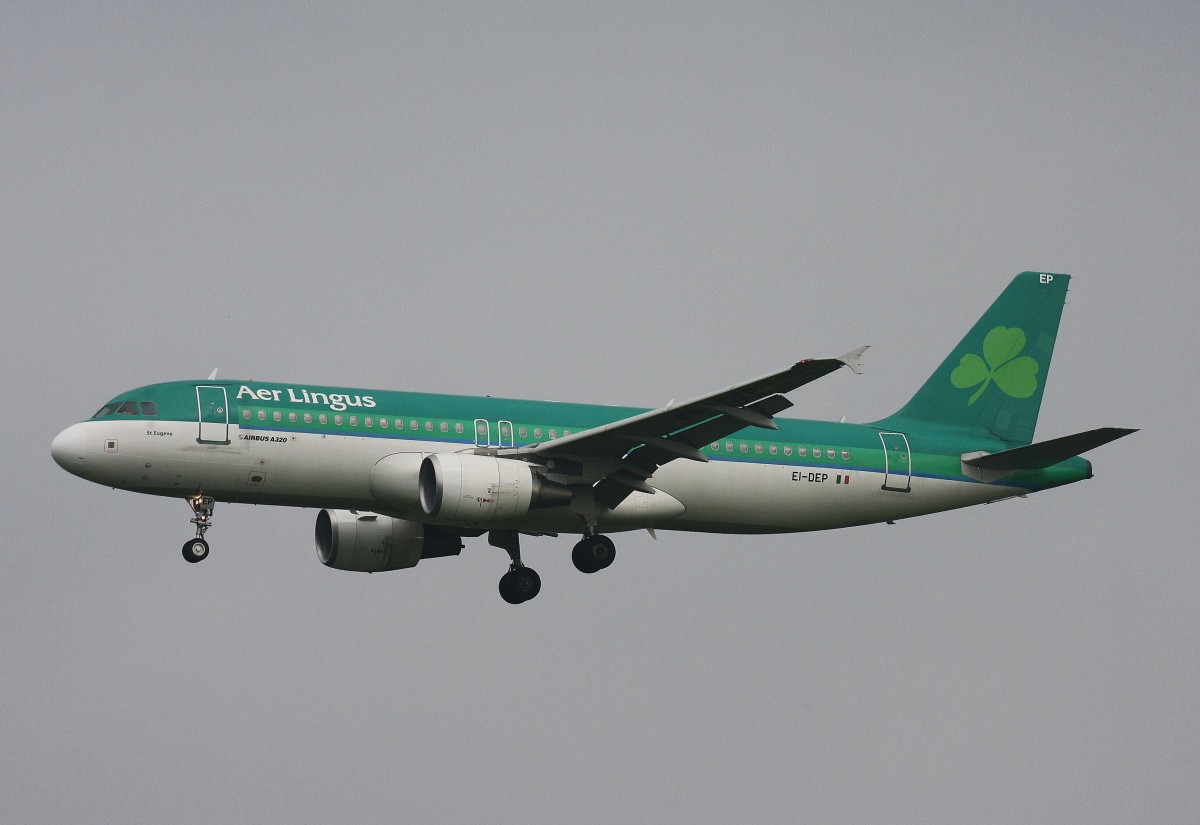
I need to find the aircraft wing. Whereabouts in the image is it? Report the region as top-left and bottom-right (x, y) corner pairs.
(501, 346), (867, 508)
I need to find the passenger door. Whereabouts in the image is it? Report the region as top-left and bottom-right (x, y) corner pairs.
(196, 386), (230, 444)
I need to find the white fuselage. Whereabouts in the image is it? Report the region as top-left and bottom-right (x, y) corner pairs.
(51, 417), (1018, 536)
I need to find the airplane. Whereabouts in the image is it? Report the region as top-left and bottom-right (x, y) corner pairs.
(51, 272), (1134, 603)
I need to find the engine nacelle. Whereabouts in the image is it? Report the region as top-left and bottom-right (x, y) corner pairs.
(315, 509), (462, 573)
(419, 453), (572, 523)
(369, 452), (427, 513)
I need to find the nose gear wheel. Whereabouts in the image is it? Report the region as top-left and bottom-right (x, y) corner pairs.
(182, 538), (209, 563)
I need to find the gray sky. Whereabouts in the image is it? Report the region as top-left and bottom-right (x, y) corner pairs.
(3, 3), (1197, 822)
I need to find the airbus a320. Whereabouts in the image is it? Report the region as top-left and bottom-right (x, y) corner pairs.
(52, 273), (1134, 603)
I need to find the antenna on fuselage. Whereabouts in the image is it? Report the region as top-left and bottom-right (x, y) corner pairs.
(207, 368), (218, 380)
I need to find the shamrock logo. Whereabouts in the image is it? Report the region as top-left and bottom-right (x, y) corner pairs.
(950, 326), (1040, 405)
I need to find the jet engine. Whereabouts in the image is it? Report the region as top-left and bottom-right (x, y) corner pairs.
(369, 452), (426, 513)
(315, 509), (462, 573)
(418, 453), (572, 523)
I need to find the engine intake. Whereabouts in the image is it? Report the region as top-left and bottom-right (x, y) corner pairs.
(419, 454), (572, 523)
(315, 509), (462, 573)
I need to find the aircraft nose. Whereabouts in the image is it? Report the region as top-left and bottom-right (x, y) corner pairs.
(51, 422), (89, 472)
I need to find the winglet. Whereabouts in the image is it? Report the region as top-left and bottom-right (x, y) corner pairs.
(838, 346), (869, 375)
(207, 368), (219, 380)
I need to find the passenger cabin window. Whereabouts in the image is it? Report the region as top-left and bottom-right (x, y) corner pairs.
(140, 401), (158, 416)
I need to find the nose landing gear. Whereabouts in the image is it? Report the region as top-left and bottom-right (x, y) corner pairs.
(182, 494), (215, 563)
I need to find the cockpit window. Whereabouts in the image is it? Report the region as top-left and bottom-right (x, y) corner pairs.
(93, 400), (157, 418)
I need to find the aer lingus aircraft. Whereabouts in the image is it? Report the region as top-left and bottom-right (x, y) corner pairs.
(52, 272), (1133, 603)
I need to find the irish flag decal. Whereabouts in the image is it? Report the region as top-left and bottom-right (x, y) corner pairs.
(835, 474), (851, 485)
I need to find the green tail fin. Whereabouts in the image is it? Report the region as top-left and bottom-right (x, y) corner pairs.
(873, 271), (1070, 445)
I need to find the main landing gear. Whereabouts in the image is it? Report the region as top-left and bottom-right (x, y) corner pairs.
(490, 530), (541, 604)
(182, 494), (215, 563)
(490, 530), (618, 603)
(572, 534), (616, 574)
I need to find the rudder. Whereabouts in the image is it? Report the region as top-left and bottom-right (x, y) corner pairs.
(873, 272), (1070, 445)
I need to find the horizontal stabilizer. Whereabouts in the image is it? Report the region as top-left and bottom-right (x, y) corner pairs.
(962, 427), (1137, 471)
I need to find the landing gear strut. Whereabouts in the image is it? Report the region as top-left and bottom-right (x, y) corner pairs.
(182, 494), (215, 563)
(490, 530), (541, 604)
(572, 534), (616, 574)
